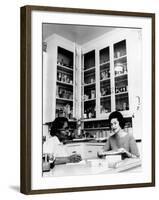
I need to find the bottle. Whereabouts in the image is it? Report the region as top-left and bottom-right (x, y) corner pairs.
(58, 72), (62, 81)
(115, 87), (119, 93)
(84, 110), (87, 119)
(42, 154), (50, 172)
(48, 154), (55, 169)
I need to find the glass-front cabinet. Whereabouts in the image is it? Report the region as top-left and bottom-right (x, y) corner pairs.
(82, 50), (96, 119)
(113, 40), (129, 112)
(56, 46), (74, 119)
(99, 47), (111, 115)
(44, 30), (141, 140)
(81, 38), (130, 120)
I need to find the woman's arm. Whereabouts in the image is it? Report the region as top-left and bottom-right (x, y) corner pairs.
(55, 154), (82, 165)
(54, 157), (70, 165)
(97, 138), (111, 158)
(129, 135), (140, 157)
(117, 148), (137, 158)
(118, 135), (140, 158)
(103, 138), (111, 151)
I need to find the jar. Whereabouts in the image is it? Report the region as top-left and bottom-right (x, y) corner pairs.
(91, 90), (95, 99)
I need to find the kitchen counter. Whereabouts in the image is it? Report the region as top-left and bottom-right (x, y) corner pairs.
(43, 158), (142, 177)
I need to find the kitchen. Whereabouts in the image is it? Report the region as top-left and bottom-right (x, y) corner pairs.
(42, 23), (142, 176)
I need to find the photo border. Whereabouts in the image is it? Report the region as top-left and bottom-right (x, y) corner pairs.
(20, 5), (155, 194)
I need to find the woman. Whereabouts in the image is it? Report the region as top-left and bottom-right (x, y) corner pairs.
(98, 111), (140, 159)
(43, 117), (82, 165)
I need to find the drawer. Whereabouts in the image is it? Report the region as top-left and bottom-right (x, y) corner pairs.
(65, 144), (85, 156)
(84, 144), (104, 159)
(65, 143), (104, 159)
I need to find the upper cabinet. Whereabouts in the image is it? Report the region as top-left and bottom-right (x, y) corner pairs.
(113, 40), (129, 113)
(81, 29), (141, 121)
(43, 29), (142, 139)
(99, 46), (111, 115)
(43, 34), (76, 123)
(56, 46), (74, 119)
(82, 50), (96, 119)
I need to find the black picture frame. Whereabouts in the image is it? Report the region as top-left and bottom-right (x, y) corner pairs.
(20, 5), (155, 194)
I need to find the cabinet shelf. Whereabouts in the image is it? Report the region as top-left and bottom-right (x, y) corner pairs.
(100, 94), (111, 99)
(114, 55), (127, 62)
(100, 78), (110, 82)
(56, 97), (73, 103)
(115, 73), (128, 79)
(84, 98), (96, 102)
(100, 61), (110, 67)
(83, 82), (96, 87)
(84, 127), (109, 130)
(57, 64), (73, 73)
(84, 66), (95, 73)
(115, 91), (128, 96)
(57, 81), (73, 87)
(81, 117), (108, 122)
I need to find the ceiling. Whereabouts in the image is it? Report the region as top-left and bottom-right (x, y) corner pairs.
(43, 23), (116, 45)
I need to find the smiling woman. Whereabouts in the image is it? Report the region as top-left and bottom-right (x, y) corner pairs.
(43, 117), (82, 166)
(98, 111), (140, 159)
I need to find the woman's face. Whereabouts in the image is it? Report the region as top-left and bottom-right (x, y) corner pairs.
(110, 118), (121, 134)
(58, 121), (69, 141)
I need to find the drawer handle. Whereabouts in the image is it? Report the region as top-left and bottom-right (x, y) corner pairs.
(72, 151), (77, 153)
(88, 150), (92, 153)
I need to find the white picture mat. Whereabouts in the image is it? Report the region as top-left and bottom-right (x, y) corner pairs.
(31, 10), (152, 190)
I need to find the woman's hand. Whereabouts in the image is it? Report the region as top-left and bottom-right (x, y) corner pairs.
(69, 154), (82, 163)
(117, 148), (135, 158)
(117, 148), (126, 153)
(97, 150), (106, 158)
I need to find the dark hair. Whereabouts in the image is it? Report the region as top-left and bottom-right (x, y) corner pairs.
(50, 117), (69, 137)
(108, 111), (125, 129)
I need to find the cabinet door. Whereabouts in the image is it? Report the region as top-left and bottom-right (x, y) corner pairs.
(56, 46), (74, 120)
(85, 144), (104, 159)
(82, 50), (96, 119)
(98, 39), (129, 118)
(44, 35), (75, 122)
(66, 143), (85, 156)
(99, 46), (111, 116)
(113, 39), (130, 114)
(66, 143), (105, 159)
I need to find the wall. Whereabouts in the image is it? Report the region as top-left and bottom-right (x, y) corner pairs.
(0, 0), (158, 200)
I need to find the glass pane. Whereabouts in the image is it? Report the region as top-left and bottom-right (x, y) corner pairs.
(56, 46), (74, 119)
(115, 93), (129, 111)
(99, 47), (111, 114)
(114, 57), (127, 76)
(100, 47), (110, 64)
(84, 50), (95, 70)
(83, 50), (96, 119)
(84, 100), (96, 119)
(113, 40), (129, 112)
(57, 46), (73, 69)
(114, 40), (126, 59)
(84, 69), (95, 85)
(100, 97), (111, 114)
